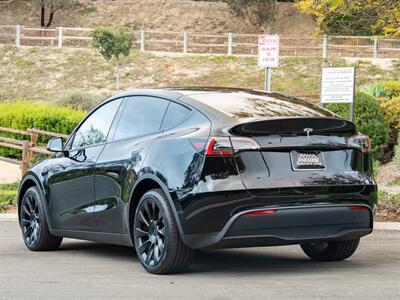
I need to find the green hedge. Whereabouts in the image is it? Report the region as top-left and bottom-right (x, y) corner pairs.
(326, 92), (390, 160)
(0, 182), (18, 212)
(0, 101), (85, 159)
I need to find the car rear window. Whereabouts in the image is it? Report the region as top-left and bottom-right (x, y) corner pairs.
(161, 102), (191, 130)
(188, 91), (334, 121)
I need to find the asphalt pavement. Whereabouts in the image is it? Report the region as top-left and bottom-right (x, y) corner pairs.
(1, 220), (399, 300)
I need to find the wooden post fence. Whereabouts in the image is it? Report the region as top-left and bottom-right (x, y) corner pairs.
(0, 127), (68, 176)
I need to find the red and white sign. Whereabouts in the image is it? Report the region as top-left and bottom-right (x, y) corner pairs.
(258, 35), (280, 68)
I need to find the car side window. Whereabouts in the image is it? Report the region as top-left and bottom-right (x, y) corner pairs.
(113, 96), (169, 140)
(161, 102), (191, 130)
(71, 98), (122, 149)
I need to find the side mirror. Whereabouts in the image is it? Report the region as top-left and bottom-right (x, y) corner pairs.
(47, 137), (64, 153)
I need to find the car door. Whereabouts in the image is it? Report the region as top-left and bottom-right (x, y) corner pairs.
(46, 98), (123, 231)
(93, 96), (169, 233)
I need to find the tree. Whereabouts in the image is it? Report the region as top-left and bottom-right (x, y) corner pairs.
(34, 0), (75, 27)
(90, 27), (135, 91)
(224, 0), (277, 26)
(296, 0), (400, 37)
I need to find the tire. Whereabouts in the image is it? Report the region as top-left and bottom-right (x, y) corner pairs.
(19, 186), (62, 251)
(301, 238), (360, 261)
(133, 188), (194, 274)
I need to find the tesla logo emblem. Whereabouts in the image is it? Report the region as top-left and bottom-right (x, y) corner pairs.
(303, 128), (313, 139)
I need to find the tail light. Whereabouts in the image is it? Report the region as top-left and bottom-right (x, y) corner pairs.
(243, 209), (276, 217)
(205, 137), (233, 156)
(204, 137), (260, 156)
(348, 205), (369, 211)
(348, 134), (371, 153)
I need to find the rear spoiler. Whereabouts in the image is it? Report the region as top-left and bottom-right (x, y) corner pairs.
(229, 117), (356, 137)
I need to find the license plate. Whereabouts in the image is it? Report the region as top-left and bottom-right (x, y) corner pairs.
(290, 151), (325, 171)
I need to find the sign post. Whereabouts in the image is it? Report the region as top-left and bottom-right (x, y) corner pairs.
(320, 67), (356, 121)
(258, 35), (280, 92)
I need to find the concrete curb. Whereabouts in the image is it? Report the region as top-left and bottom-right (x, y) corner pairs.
(374, 222), (400, 231)
(1, 213), (399, 230)
(0, 213), (18, 221)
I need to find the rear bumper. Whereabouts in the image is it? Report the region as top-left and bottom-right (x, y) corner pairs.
(182, 204), (373, 249)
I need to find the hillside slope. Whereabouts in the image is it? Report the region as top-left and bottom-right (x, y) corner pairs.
(1, 0), (315, 35)
(1, 46), (398, 104)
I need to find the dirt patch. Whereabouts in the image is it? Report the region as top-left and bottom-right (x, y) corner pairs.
(376, 162), (400, 194)
(376, 162), (400, 185)
(1, 1), (315, 35)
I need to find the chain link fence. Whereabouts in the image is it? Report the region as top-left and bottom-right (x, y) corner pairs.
(1, 25), (400, 59)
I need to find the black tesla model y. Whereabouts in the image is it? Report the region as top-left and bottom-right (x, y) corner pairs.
(18, 87), (377, 274)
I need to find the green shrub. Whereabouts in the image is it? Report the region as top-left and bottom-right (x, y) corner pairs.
(395, 136), (400, 171)
(378, 190), (400, 207)
(326, 92), (390, 160)
(0, 182), (19, 212)
(53, 90), (105, 111)
(383, 80), (400, 98)
(380, 96), (400, 132)
(0, 101), (85, 159)
(362, 83), (390, 98)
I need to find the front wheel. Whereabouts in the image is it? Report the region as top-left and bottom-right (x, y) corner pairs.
(19, 186), (62, 251)
(133, 189), (194, 274)
(301, 238), (360, 261)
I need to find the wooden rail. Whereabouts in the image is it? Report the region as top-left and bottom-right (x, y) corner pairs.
(0, 127), (68, 175)
(2, 25), (400, 59)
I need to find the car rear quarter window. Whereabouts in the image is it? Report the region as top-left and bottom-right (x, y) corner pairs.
(114, 96), (169, 140)
(161, 102), (191, 130)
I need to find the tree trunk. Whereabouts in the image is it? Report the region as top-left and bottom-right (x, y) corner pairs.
(115, 58), (120, 91)
(40, 5), (45, 27)
(46, 11), (55, 28)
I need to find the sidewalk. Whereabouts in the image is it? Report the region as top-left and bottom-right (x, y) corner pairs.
(0, 160), (21, 184)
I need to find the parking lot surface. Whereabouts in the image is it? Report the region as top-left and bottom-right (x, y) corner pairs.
(0, 220), (399, 300)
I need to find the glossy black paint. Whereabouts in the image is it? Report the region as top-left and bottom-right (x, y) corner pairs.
(18, 87), (377, 250)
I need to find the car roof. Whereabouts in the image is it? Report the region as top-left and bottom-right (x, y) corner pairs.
(106, 87), (336, 125)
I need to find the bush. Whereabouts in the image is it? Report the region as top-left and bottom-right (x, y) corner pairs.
(379, 96), (400, 161)
(326, 92), (390, 160)
(377, 190), (400, 221)
(54, 90), (105, 111)
(0, 101), (85, 159)
(380, 96), (400, 132)
(223, 0), (276, 26)
(383, 80), (400, 98)
(395, 137), (400, 171)
(0, 182), (18, 212)
(362, 83), (390, 98)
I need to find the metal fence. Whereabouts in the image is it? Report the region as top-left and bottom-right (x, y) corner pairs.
(1, 25), (400, 59)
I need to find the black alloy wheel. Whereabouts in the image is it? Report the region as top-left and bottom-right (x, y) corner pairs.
(133, 189), (194, 274)
(19, 186), (63, 251)
(20, 191), (41, 247)
(135, 197), (166, 266)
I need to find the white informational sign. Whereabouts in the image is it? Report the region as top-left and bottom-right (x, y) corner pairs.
(258, 35), (280, 68)
(321, 67), (355, 104)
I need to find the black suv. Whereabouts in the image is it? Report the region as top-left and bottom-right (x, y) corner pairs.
(18, 87), (377, 274)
